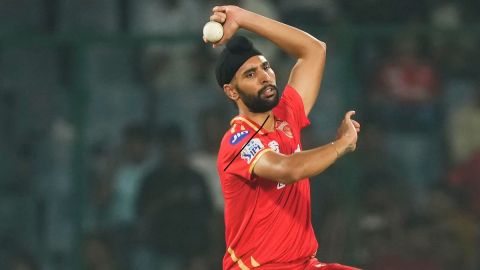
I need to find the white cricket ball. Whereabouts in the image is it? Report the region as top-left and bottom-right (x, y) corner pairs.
(203, 21), (224, 43)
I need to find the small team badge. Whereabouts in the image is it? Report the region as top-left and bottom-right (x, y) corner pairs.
(275, 120), (293, 138)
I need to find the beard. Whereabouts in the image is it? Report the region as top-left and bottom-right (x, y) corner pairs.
(237, 84), (279, 113)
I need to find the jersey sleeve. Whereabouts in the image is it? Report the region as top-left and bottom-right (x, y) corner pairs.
(276, 85), (311, 130)
(220, 134), (273, 182)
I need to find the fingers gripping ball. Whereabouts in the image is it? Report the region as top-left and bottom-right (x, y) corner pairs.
(203, 21), (224, 43)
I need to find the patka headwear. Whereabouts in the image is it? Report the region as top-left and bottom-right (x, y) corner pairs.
(215, 35), (262, 87)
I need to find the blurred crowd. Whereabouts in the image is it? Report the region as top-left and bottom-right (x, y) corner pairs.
(1, 0), (480, 270)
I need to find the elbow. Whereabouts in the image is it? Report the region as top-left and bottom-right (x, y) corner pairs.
(318, 40), (327, 52)
(317, 41), (327, 57)
(312, 40), (326, 55)
(304, 40), (326, 62)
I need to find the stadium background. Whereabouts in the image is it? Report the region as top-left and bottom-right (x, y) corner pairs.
(1, 0), (479, 269)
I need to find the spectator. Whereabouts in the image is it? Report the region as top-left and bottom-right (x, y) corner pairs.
(449, 150), (480, 217)
(368, 34), (444, 202)
(136, 123), (213, 270)
(108, 123), (155, 229)
(447, 87), (480, 163)
(7, 250), (39, 270)
(189, 106), (228, 268)
(426, 187), (478, 270)
(129, 0), (203, 35)
(109, 123), (155, 267)
(82, 232), (121, 270)
(372, 35), (440, 107)
(190, 107), (227, 213)
(279, 0), (340, 26)
(341, 0), (428, 24)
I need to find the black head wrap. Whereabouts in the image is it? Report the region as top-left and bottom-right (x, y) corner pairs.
(215, 35), (262, 87)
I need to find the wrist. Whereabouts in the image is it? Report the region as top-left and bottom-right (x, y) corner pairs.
(333, 137), (349, 158)
(330, 142), (340, 158)
(235, 8), (254, 29)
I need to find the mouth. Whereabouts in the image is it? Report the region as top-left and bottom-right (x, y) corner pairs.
(261, 85), (277, 99)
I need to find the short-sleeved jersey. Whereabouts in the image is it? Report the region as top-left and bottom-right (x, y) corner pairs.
(217, 85), (318, 270)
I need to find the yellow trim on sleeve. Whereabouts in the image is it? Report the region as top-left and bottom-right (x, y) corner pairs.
(250, 256), (260, 267)
(227, 247), (250, 270)
(248, 148), (273, 174)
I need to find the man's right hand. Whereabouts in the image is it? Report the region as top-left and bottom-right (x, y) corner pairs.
(335, 111), (361, 156)
(206, 5), (245, 47)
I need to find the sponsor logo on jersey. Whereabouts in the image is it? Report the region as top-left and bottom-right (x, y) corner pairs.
(230, 130), (249, 145)
(240, 138), (264, 164)
(275, 120), (293, 138)
(268, 140), (280, 153)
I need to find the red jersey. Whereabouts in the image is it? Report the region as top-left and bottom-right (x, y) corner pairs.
(217, 85), (318, 269)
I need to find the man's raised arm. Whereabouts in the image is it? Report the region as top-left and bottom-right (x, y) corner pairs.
(208, 5), (326, 116)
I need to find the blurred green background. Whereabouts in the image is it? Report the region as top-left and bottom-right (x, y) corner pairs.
(1, 0), (479, 270)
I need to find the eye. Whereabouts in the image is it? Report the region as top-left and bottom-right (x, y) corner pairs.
(263, 63), (271, 70)
(246, 72), (254, 78)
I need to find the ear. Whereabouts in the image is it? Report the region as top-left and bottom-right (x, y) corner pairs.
(224, 84), (239, 102)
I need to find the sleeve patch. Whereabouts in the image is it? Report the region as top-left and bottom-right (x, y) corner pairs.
(230, 130), (250, 145)
(268, 140), (280, 153)
(240, 138), (264, 164)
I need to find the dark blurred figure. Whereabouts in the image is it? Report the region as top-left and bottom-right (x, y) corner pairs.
(340, 0), (428, 23)
(426, 186), (478, 270)
(354, 171), (409, 269)
(279, 0), (339, 26)
(86, 123), (155, 269)
(108, 123), (155, 267)
(87, 142), (115, 229)
(189, 106), (229, 268)
(368, 34), (443, 203)
(447, 86), (480, 164)
(371, 35), (440, 111)
(449, 151), (480, 217)
(136, 123), (213, 270)
(369, 215), (441, 270)
(7, 249), (39, 270)
(82, 232), (121, 270)
(109, 123), (154, 229)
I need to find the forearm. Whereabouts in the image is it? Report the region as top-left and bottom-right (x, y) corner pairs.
(254, 137), (349, 184)
(283, 139), (347, 183)
(236, 10), (325, 59)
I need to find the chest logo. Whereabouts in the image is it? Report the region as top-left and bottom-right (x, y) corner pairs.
(275, 120), (293, 138)
(230, 130), (249, 145)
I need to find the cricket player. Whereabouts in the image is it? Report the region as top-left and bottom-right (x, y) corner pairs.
(207, 5), (361, 270)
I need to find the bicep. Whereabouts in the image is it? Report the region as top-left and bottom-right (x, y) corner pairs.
(287, 45), (326, 116)
(251, 150), (294, 184)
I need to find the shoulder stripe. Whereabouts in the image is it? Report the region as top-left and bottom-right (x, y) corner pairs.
(231, 116), (265, 135)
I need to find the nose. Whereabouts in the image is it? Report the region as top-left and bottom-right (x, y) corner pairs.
(259, 68), (272, 85)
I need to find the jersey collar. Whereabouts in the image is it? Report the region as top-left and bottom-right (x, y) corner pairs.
(230, 114), (271, 135)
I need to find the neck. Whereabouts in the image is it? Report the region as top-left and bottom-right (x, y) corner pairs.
(238, 109), (275, 131)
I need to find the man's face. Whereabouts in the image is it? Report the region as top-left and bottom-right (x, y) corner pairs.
(231, 56), (278, 113)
